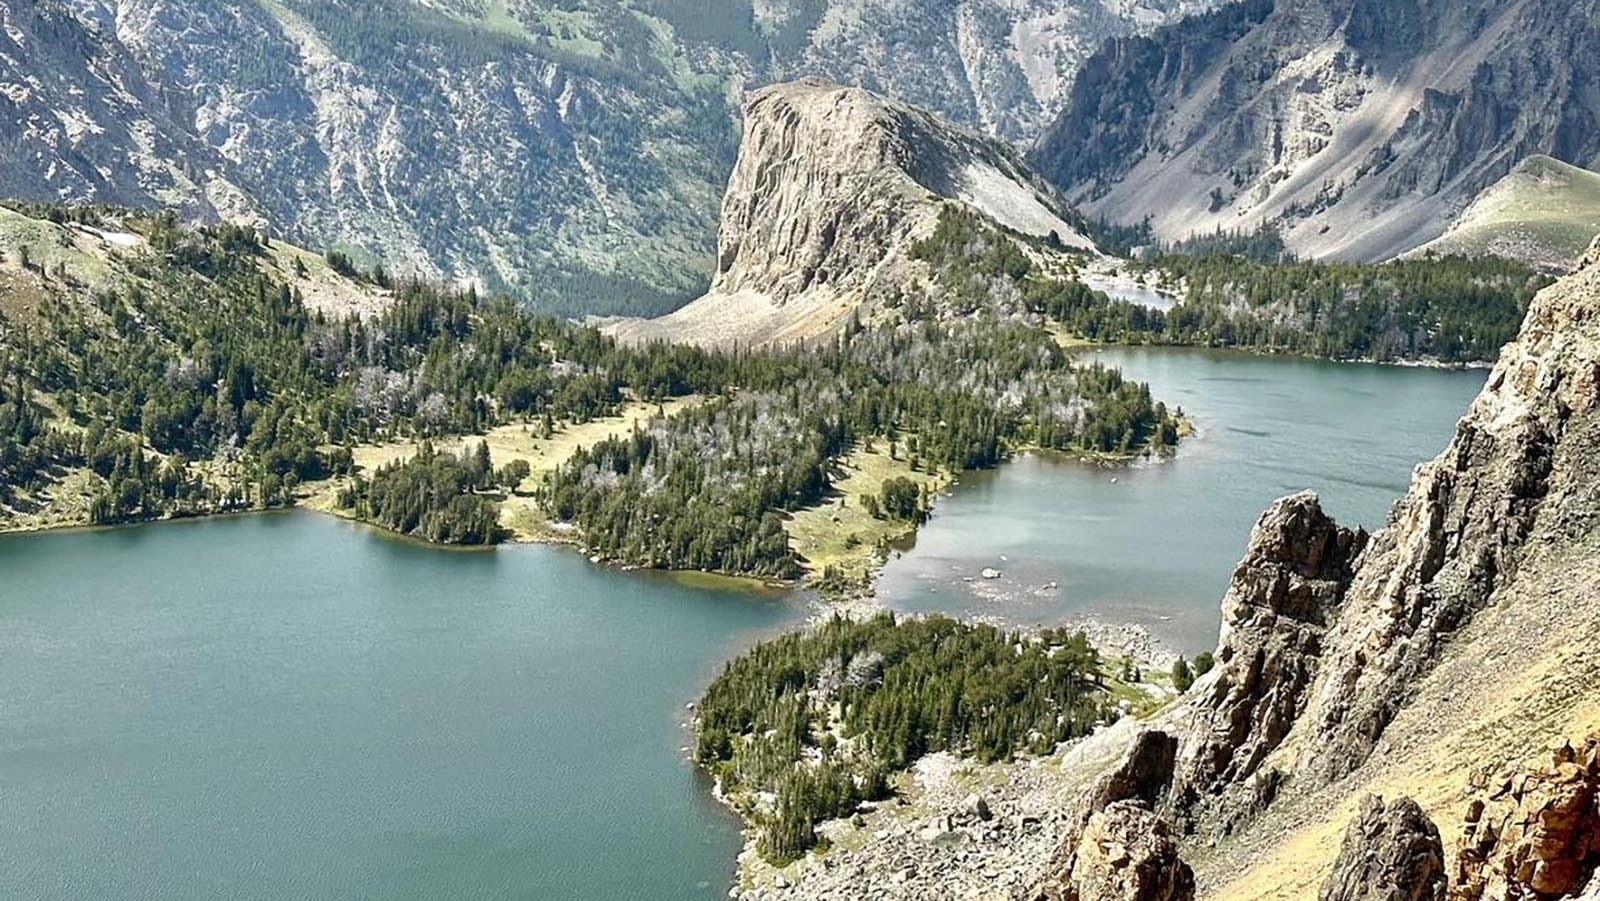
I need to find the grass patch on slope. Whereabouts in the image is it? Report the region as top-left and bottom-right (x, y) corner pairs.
(785, 440), (949, 592)
(1422, 155), (1600, 272)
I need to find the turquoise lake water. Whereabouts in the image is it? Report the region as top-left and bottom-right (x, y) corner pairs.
(0, 347), (1487, 897)
(878, 347), (1487, 652)
(0, 514), (798, 900)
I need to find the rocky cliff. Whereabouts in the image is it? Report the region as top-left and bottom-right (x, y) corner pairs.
(1158, 236), (1600, 896)
(1165, 491), (1366, 837)
(1318, 795), (1447, 901)
(1031, 0), (1600, 263)
(609, 78), (1095, 347)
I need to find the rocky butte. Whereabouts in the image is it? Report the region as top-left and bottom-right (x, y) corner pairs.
(608, 78), (1094, 349)
(741, 238), (1600, 899)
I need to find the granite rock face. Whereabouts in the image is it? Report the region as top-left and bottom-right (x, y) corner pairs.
(1031, 0), (1600, 263)
(1318, 795), (1447, 901)
(1036, 800), (1195, 901)
(1167, 491), (1365, 835)
(610, 78), (1093, 347)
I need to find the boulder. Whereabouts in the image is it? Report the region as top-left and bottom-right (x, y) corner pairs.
(1035, 800), (1194, 901)
(1318, 795), (1446, 901)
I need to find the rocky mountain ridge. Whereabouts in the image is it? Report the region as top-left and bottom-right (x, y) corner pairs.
(1031, 0), (1600, 264)
(1083, 234), (1600, 897)
(0, 0), (1214, 315)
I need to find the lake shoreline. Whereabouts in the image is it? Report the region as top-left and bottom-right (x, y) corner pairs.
(1066, 339), (1495, 371)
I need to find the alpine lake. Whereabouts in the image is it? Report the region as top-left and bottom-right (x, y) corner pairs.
(0, 347), (1486, 899)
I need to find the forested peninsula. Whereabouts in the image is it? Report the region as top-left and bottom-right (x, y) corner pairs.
(0, 204), (1175, 590)
(2, 199), (1540, 591)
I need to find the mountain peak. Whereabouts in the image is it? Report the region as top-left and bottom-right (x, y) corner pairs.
(611, 79), (1094, 348)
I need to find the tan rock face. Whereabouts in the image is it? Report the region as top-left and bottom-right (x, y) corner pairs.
(1452, 736), (1600, 901)
(1038, 801), (1195, 901)
(708, 79), (940, 307)
(1168, 492), (1365, 833)
(1298, 236), (1600, 786)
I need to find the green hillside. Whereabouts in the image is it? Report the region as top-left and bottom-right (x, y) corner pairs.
(1420, 155), (1600, 272)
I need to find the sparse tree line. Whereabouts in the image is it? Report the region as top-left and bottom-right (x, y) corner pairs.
(914, 205), (1549, 364)
(0, 214), (716, 536)
(543, 316), (1179, 577)
(694, 614), (1112, 862)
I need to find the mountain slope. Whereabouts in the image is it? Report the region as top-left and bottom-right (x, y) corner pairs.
(0, 2), (259, 219)
(0, 0), (1223, 316)
(607, 78), (1095, 348)
(25, 0), (739, 313)
(1414, 154), (1600, 273)
(1085, 234), (1600, 896)
(1188, 240), (1600, 899)
(1030, 0), (1600, 263)
(753, 0), (1219, 142)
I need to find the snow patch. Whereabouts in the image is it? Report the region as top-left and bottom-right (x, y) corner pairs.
(72, 223), (140, 248)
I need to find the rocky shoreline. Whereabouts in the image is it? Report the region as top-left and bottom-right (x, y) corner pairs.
(728, 720), (1153, 900)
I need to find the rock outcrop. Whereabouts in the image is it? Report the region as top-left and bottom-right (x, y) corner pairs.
(1187, 239), (1600, 896)
(610, 79), (1094, 348)
(1453, 735), (1600, 901)
(1295, 235), (1600, 786)
(1167, 492), (1365, 834)
(1318, 795), (1447, 901)
(1034, 732), (1188, 901)
(1031, 0), (1600, 263)
(1036, 801), (1195, 901)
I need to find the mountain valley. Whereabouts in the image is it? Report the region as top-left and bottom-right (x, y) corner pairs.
(4, 2), (1600, 900)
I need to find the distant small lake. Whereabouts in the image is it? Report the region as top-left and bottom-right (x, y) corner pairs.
(876, 347), (1487, 653)
(1080, 273), (1180, 311)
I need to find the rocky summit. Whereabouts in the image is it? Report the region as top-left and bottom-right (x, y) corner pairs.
(1031, 0), (1600, 263)
(609, 78), (1094, 348)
